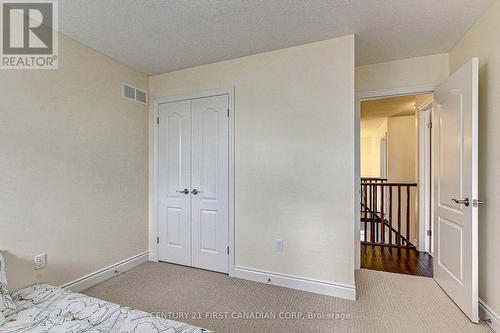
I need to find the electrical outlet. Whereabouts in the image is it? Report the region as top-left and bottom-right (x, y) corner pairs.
(275, 239), (284, 252)
(34, 254), (46, 270)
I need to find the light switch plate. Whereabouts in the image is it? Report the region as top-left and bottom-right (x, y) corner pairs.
(34, 254), (46, 270)
(275, 239), (284, 252)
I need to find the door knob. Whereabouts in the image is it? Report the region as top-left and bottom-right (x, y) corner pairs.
(191, 189), (200, 195)
(176, 188), (189, 194)
(452, 198), (470, 206)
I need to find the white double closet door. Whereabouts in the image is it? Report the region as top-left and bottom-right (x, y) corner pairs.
(158, 94), (229, 273)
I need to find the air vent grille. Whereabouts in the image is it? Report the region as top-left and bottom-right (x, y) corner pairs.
(123, 84), (135, 99)
(122, 82), (147, 105)
(135, 89), (147, 104)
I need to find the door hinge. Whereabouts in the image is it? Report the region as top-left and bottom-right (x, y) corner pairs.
(473, 199), (484, 207)
(428, 122), (432, 129)
(227, 109), (229, 118)
(157, 117), (159, 124)
(156, 236), (159, 244)
(427, 230), (432, 237)
(227, 246), (229, 255)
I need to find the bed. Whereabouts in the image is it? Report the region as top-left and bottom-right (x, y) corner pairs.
(0, 283), (210, 332)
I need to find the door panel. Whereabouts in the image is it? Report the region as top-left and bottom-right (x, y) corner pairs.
(191, 95), (229, 273)
(200, 209), (218, 252)
(438, 216), (463, 281)
(439, 92), (463, 211)
(166, 207), (182, 246)
(158, 100), (191, 266)
(433, 58), (478, 322)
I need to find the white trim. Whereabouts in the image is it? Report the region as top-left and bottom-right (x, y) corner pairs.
(355, 85), (436, 269)
(479, 299), (500, 332)
(354, 90), (361, 269)
(227, 88), (236, 277)
(151, 87), (236, 274)
(154, 88), (232, 105)
(60, 251), (149, 293)
(471, 58), (480, 323)
(357, 85), (436, 101)
(233, 266), (356, 300)
(417, 103), (433, 252)
(417, 95), (433, 110)
(149, 98), (160, 263)
(148, 251), (158, 262)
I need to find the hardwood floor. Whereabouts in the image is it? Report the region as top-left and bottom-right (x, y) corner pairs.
(360, 243), (433, 277)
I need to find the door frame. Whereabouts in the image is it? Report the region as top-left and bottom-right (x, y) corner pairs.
(417, 100), (433, 254)
(150, 87), (236, 275)
(355, 85), (435, 269)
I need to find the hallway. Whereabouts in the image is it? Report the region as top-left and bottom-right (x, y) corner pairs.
(361, 244), (433, 277)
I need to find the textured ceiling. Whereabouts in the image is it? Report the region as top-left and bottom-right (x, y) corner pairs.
(58, 0), (492, 74)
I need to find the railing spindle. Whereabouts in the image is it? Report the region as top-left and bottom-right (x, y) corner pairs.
(380, 186), (385, 244)
(389, 186), (393, 245)
(406, 185), (411, 248)
(374, 185), (378, 242)
(365, 185), (368, 241)
(371, 184), (375, 243)
(397, 185), (402, 246)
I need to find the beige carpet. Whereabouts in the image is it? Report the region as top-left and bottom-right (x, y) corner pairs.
(83, 262), (492, 333)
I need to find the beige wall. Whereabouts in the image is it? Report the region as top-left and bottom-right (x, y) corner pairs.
(356, 53), (449, 92)
(360, 118), (387, 178)
(360, 137), (380, 177)
(0, 34), (149, 291)
(387, 116), (417, 183)
(387, 115), (418, 244)
(150, 36), (356, 287)
(449, 0), (500, 316)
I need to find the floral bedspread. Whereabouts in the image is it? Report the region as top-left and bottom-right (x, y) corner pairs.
(0, 284), (210, 332)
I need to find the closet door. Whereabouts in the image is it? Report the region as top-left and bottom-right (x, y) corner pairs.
(191, 95), (229, 273)
(158, 100), (192, 266)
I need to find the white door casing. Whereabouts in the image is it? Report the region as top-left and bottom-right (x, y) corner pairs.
(380, 136), (387, 179)
(433, 58), (479, 322)
(158, 100), (192, 266)
(191, 95), (229, 273)
(355, 86), (435, 270)
(418, 107), (432, 253)
(157, 94), (230, 273)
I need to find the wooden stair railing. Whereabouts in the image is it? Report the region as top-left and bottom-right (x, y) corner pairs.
(361, 177), (387, 183)
(360, 181), (417, 248)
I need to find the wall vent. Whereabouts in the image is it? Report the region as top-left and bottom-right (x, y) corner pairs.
(122, 82), (147, 105)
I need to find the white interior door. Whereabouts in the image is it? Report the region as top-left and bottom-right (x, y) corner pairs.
(158, 100), (192, 266)
(191, 95), (229, 273)
(433, 58), (479, 322)
(380, 136), (387, 178)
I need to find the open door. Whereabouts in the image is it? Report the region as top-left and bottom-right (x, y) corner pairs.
(433, 58), (479, 322)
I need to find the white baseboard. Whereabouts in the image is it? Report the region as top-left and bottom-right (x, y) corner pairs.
(60, 251), (149, 293)
(148, 251), (159, 262)
(479, 298), (500, 332)
(232, 266), (356, 301)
